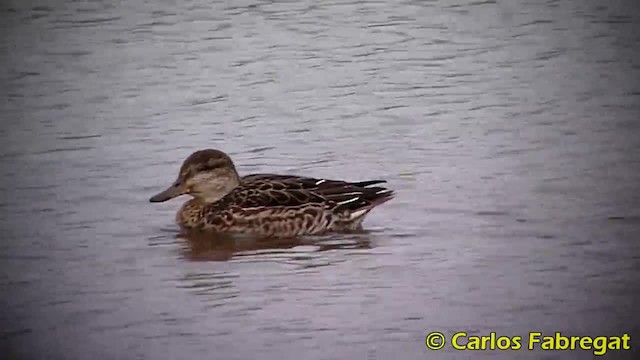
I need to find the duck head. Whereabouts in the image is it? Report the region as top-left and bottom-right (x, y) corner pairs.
(149, 149), (241, 203)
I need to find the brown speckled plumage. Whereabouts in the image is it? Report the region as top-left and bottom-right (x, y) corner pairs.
(150, 149), (395, 237)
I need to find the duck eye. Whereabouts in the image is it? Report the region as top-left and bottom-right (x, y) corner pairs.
(198, 162), (220, 172)
(198, 165), (214, 172)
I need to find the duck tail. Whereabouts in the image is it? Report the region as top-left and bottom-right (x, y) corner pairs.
(346, 189), (395, 221)
(351, 179), (388, 188)
(324, 184), (394, 219)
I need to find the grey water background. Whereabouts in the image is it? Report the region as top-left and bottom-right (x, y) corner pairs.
(1, 0), (640, 359)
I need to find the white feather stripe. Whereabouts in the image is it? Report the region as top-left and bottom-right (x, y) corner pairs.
(335, 191), (363, 196)
(336, 196), (360, 205)
(349, 208), (369, 220)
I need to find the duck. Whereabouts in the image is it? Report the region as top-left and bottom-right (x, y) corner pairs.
(149, 149), (395, 237)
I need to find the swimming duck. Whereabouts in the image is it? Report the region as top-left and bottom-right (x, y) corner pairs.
(149, 149), (394, 237)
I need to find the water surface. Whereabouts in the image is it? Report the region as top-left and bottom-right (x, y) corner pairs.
(1, 0), (639, 359)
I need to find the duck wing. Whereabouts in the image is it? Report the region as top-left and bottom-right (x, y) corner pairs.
(241, 173), (388, 190)
(219, 178), (394, 213)
(216, 181), (327, 209)
(313, 183), (395, 213)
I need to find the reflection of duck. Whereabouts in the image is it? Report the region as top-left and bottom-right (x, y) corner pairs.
(149, 149), (394, 237)
(177, 230), (372, 262)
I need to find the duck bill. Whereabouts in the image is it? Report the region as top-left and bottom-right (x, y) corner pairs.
(149, 181), (187, 203)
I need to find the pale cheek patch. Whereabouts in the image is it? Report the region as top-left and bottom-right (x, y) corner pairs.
(189, 172), (231, 193)
(188, 173), (216, 190)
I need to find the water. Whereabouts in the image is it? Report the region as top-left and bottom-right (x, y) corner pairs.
(1, 0), (640, 359)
